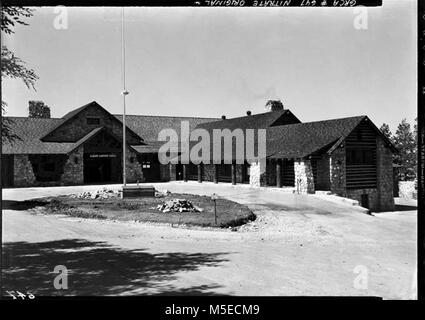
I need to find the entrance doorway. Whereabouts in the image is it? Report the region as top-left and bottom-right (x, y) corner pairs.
(83, 154), (116, 184)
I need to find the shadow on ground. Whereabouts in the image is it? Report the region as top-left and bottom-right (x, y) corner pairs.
(2, 239), (228, 296)
(394, 204), (417, 212)
(2, 200), (48, 211)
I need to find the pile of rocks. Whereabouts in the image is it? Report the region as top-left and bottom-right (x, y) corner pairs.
(154, 189), (171, 198)
(157, 199), (203, 213)
(71, 188), (119, 200)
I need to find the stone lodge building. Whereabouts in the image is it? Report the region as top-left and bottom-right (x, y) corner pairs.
(1, 101), (396, 211)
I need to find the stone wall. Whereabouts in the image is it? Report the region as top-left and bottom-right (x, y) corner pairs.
(249, 160), (266, 187)
(236, 164), (244, 183)
(399, 180), (417, 200)
(330, 147), (346, 196)
(127, 150), (144, 183)
(169, 164), (177, 181)
(159, 164), (170, 181)
(61, 147), (84, 185)
(203, 164), (216, 182)
(13, 155), (36, 187)
(376, 137), (395, 211)
(346, 188), (378, 211)
(294, 159), (315, 194)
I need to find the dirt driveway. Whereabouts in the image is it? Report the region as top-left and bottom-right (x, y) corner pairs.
(1, 182), (417, 298)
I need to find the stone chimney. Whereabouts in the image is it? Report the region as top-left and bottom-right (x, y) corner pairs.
(265, 100), (284, 112)
(28, 101), (51, 118)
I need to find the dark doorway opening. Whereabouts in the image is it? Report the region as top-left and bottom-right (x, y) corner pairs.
(1, 155), (14, 187)
(217, 164), (232, 182)
(84, 154), (115, 184)
(242, 162), (250, 183)
(175, 164), (183, 181)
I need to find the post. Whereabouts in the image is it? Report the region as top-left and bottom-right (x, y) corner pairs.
(276, 159), (282, 188)
(214, 199), (217, 225)
(231, 161), (236, 185)
(121, 7), (128, 187)
(183, 164), (187, 182)
(197, 164), (202, 183)
(214, 164), (218, 184)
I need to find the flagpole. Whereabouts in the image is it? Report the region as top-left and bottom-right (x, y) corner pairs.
(121, 7), (128, 187)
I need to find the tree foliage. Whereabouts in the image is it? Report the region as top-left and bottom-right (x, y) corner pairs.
(1, 101), (21, 143)
(1, 6), (37, 143)
(379, 123), (393, 142)
(1, 7), (34, 34)
(394, 119), (417, 181)
(1, 45), (38, 90)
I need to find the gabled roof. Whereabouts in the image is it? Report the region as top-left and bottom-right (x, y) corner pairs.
(267, 116), (366, 158)
(2, 108), (217, 155)
(196, 109), (300, 132)
(2, 117), (74, 154)
(41, 101), (143, 143)
(114, 114), (218, 141)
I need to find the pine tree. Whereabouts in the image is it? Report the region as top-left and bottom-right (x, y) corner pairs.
(394, 119), (416, 181)
(379, 123), (393, 142)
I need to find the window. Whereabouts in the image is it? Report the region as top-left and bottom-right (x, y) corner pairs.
(87, 117), (100, 125)
(346, 149), (375, 165)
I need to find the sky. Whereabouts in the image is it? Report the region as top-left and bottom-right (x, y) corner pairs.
(2, 1), (417, 132)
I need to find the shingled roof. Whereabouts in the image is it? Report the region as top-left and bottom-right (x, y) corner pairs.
(114, 114), (218, 141)
(266, 116), (367, 158)
(182, 115), (394, 162)
(2, 113), (218, 154)
(2, 117), (72, 154)
(196, 109), (300, 132)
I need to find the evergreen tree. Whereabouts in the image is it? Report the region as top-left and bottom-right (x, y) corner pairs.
(379, 123), (393, 142)
(394, 119), (416, 181)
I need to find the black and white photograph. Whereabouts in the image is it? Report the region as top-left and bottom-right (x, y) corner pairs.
(0, 0), (422, 306)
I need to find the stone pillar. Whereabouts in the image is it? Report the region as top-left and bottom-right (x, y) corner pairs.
(197, 164), (202, 183)
(231, 161), (236, 185)
(61, 146), (84, 185)
(183, 164), (187, 182)
(330, 147), (346, 196)
(126, 150), (144, 183)
(249, 159), (266, 187)
(376, 137), (395, 211)
(276, 159), (282, 188)
(294, 159), (315, 194)
(169, 164), (177, 181)
(13, 155), (36, 187)
(214, 164), (218, 184)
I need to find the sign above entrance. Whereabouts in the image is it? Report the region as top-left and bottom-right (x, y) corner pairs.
(89, 154), (117, 158)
